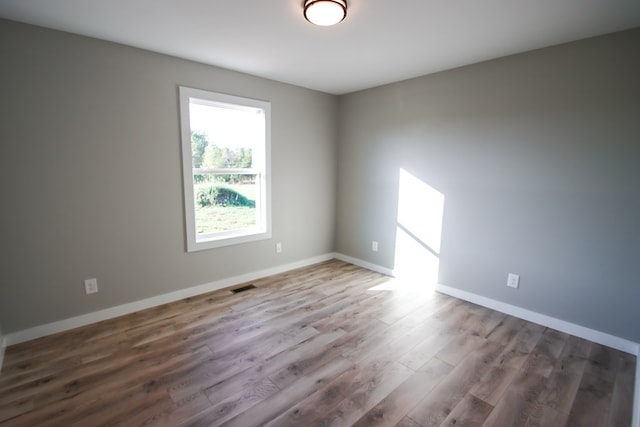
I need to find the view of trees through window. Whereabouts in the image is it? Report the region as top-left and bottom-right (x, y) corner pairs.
(191, 130), (258, 234)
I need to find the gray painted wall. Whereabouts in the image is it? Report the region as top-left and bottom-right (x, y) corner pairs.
(1, 18), (638, 344)
(0, 20), (338, 333)
(0, 322), (4, 373)
(336, 29), (640, 342)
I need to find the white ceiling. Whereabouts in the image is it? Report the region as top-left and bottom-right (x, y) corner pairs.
(1, 0), (639, 94)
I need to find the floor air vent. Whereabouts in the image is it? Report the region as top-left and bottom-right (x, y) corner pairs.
(231, 284), (256, 294)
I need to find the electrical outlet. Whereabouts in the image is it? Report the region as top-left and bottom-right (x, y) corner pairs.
(84, 278), (98, 295)
(507, 273), (519, 289)
(371, 241), (378, 252)
(276, 242), (282, 253)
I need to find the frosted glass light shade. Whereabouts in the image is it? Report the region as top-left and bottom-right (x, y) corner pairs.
(304, 0), (347, 26)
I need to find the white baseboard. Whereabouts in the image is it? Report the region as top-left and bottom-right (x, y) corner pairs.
(5, 253), (335, 346)
(334, 252), (394, 276)
(435, 284), (640, 356)
(0, 335), (5, 374)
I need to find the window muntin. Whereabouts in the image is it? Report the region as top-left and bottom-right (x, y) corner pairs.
(179, 87), (271, 251)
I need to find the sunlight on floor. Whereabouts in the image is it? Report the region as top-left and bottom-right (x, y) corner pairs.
(367, 276), (436, 294)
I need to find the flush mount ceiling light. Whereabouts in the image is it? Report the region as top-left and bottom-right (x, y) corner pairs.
(304, 0), (347, 26)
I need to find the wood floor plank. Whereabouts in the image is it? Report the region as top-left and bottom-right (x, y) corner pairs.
(0, 398), (33, 424)
(607, 352), (636, 427)
(395, 416), (422, 427)
(261, 364), (359, 427)
(4, 345), (214, 427)
(464, 307), (507, 340)
(203, 328), (346, 406)
(267, 331), (356, 390)
(347, 319), (439, 365)
(536, 334), (591, 415)
(380, 291), (456, 330)
(351, 357), (453, 427)
(218, 356), (354, 427)
(481, 369), (548, 427)
(586, 342), (622, 382)
(154, 392), (212, 427)
(0, 260), (634, 427)
(300, 360), (414, 427)
(168, 325), (318, 403)
(470, 364), (519, 407)
(179, 377), (280, 427)
(565, 343), (624, 427)
(565, 370), (614, 427)
(481, 328), (570, 426)
(407, 340), (504, 427)
(397, 330), (455, 371)
(484, 315), (527, 346)
(440, 392), (493, 427)
(434, 333), (487, 366)
(524, 404), (568, 427)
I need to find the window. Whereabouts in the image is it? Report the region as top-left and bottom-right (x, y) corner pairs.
(179, 86), (271, 251)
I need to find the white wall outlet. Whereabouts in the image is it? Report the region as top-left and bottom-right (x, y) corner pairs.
(371, 241), (378, 252)
(507, 273), (520, 289)
(84, 278), (98, 295)
(276, 242), (282, 253)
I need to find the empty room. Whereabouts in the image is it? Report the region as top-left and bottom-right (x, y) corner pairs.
(0, 1), (639, 426)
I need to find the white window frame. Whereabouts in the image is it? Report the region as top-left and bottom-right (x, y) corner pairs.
(179, 86), (271, 252)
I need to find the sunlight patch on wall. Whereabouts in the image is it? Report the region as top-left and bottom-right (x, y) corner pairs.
(393, 168), (445, 288)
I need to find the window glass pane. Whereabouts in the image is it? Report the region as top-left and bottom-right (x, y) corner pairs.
(193, 175), (259, 235)
(189, 102), (263, 169)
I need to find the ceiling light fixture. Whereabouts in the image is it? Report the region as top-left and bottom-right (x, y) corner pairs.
(304, 0), (347, 26)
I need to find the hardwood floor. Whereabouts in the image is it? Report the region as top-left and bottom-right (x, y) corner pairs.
(0, 260), (635, 426)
